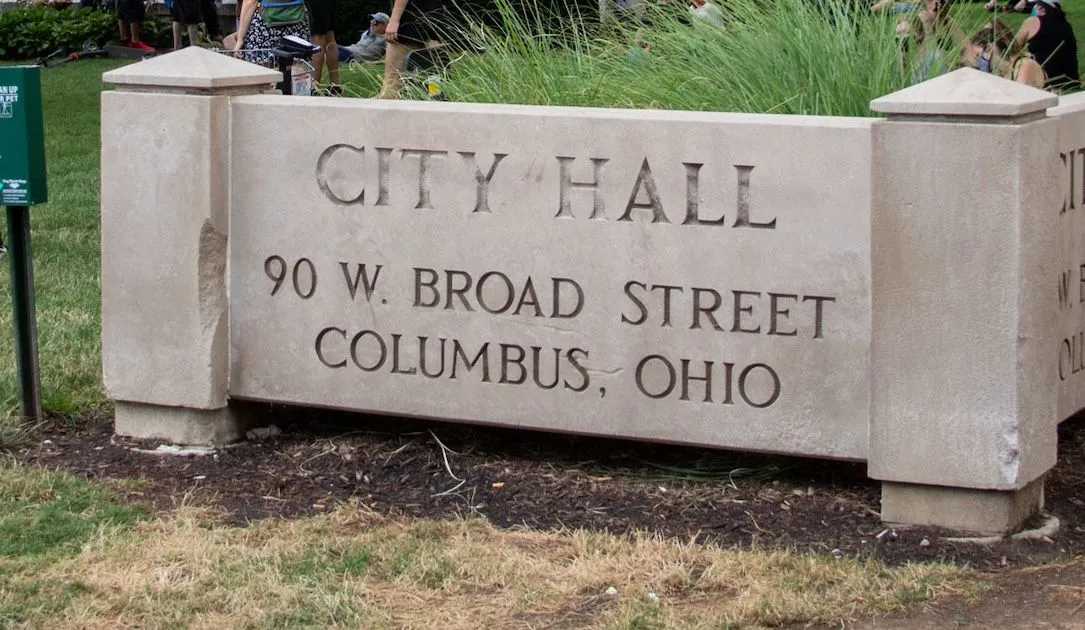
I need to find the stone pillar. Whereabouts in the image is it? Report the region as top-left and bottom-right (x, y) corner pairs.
(100, 47), (279, 444)
(869, 69), (1062, 534)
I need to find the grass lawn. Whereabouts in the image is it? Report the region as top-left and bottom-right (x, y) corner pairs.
(0, 59), (128, 421)
(0, 459), (970, 628)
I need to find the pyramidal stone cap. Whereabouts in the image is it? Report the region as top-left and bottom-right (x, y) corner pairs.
(871, 67), (1058, 118)
(102, 46), (281, 90)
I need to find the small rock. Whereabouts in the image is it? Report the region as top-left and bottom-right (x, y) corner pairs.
(919, 538), (931, 547)
(792, 488), (805, 496)
(42, 440), (54, 446)
(807, 486), (815, 496)
(604, 586), (619, 597)
(658, 486), (667, 493)
(831, 548), (843, 558)
(647, 592), (659, 603)
(246, 425), (282, 441)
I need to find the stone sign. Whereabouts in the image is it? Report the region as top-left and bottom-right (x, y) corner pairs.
(100, 52), (1071, 533)
(228, 100), (873, 459)
(1055, 94), (1085, 420)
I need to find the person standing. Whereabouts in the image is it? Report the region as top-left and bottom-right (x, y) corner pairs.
(1013, 0), (1079, 92)
(171, 0), (203, 50)
(201, 0), (222, 43)
(306, 0), (342, 94)
(117, 0), (154, 52)
(378, 0), (448, 98)
(233, 0), (310, 65)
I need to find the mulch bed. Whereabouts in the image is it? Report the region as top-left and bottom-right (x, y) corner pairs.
(10, 403), (1085, 571)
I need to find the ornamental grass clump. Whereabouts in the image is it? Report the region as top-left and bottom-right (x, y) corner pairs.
(388, 0), (978, 116)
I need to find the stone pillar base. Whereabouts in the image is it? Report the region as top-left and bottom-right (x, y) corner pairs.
(114, 401), (247, 445)
(881, 478), (1045, 535)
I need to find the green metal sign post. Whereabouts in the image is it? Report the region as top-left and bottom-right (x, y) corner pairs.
(0, 65), (48, 422)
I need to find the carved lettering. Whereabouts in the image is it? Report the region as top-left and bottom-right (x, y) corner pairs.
(459, 152), (507, 214)
(401, 149), (448, 210)
(316, 144), (365, 205)
(556, 156), (608, 219)
(618, 158), (669, 224)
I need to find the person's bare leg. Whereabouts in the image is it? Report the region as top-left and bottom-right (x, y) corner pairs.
(187, 23), (199, 46)
(377, 41), (410, 99)
(119, 20), (130, 43)
(326, 31), (340, 86)
(130, 22), (142, 43)
(311, 33), (326, 87)
(173, 22), (182, 49)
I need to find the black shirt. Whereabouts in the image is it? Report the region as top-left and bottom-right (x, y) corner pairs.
(1029, 15), (1080, 91)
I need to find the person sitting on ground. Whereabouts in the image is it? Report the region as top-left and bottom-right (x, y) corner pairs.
(233, 0), (311, 65)
(339, 12), (389, 62)
(1012, 0), (1079, 92)
(897, 15), (939, 84)
(896, 6), (962, 86)
(871, 0), (919, 14)
(962, 19), (1046, 88)
(689, 0), (724, 27)
(984, 0), (1029, 13)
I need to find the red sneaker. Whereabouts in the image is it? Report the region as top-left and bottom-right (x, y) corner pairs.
(131, 41), (155, 53)
(118, 39), (131, 47)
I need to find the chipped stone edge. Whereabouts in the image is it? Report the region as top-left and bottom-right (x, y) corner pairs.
(942, 515), (1061, 545)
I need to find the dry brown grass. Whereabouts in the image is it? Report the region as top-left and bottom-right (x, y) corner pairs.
(9, 501), (967, 630)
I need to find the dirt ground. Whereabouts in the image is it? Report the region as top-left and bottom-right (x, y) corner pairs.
(9, 405), (1085, 627)
(810, 561), (1085, 629)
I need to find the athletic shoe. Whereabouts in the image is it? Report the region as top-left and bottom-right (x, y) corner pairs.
(131, 41), (155, 53)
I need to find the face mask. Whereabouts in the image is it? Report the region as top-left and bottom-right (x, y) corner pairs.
(976, 55), (991, 72)
(1031, 5), (1039, 15)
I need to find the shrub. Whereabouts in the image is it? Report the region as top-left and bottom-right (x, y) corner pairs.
(365, 0), (984, 116)
(0, 5), (116, 60)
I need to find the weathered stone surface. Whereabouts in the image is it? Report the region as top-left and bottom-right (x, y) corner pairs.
(1050, 93), (1085, 422)
(101, 91), (231, 409)
(869, 91), (1061, 491)
(870, 67), (1057, 118)
(227, 98), (873, 459)
(102, 46), (280, 90)
(114, 401), (246, 445)
(881, 478), (1045, 535)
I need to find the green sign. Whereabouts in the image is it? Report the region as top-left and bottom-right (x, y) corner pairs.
(0, 66), (47, 207)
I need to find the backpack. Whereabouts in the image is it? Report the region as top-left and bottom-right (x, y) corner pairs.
(261, 0), (306, 27)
